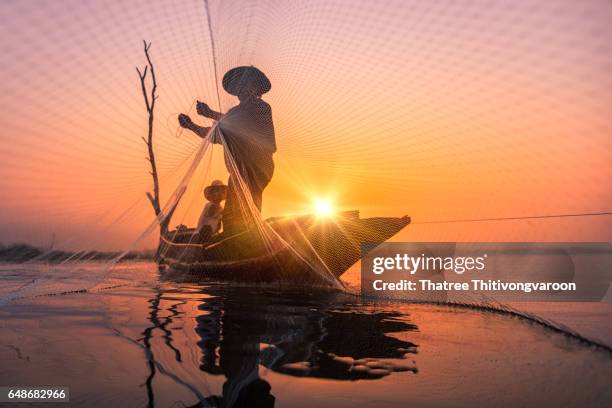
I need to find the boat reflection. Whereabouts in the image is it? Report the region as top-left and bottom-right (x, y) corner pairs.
(143, 285), (419, 407)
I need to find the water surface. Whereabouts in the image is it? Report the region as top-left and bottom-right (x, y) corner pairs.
(0, 262), (611, 407)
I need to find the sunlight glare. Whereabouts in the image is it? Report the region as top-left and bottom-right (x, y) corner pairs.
(313, 198), (334, 217)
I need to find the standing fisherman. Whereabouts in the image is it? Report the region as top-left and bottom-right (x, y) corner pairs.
(179, 66), (276, 234)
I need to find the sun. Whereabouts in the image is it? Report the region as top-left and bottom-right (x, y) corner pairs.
(313, 198), (334, 217)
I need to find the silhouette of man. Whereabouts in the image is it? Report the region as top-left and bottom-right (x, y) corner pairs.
(179, 66), (276, 234)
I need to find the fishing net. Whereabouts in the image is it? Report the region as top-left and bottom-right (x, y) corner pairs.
(0, 0), (611, 348)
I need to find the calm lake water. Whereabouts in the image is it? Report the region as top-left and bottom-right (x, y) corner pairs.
(0, 262), (611, 407)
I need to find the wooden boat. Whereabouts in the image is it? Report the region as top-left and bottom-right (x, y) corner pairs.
(158, 210), (410, 286)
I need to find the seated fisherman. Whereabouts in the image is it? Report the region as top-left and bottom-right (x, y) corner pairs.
(197, 180), (227, 241)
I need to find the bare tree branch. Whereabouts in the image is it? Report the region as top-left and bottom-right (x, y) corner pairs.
(136, 65), (151, 112)
(144, 41), (157, 113)
(146, 192), (156, 209)
(137, 40), (166, 237)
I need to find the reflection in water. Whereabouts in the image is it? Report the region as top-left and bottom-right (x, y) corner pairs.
(141, 285), (419, 407)
(141, 292), (188, 407)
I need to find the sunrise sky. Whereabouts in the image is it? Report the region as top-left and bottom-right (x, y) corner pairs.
(0, 0), (610, 250)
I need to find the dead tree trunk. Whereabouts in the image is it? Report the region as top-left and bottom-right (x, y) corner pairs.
(137, 41), (171, 258)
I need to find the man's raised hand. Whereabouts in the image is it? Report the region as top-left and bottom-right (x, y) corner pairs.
(196, 101), (215, 118)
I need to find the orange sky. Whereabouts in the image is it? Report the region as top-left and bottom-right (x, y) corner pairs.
(0, 0), (610, 250)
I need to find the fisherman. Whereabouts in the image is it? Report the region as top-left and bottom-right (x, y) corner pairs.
(197, 180), (227, 241)
(179, 66), (276, 234)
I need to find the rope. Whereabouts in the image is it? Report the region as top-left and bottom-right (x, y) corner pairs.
(413, 211), (612, 225)
(203, 0), (223, 112)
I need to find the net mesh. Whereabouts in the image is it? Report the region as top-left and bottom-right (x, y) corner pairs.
(0, 0), (610, 348)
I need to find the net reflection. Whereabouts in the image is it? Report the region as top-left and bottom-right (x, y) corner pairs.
(165, 285), (420, 407)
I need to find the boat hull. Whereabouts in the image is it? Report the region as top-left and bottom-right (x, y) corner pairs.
(158, 211), (410, 286)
